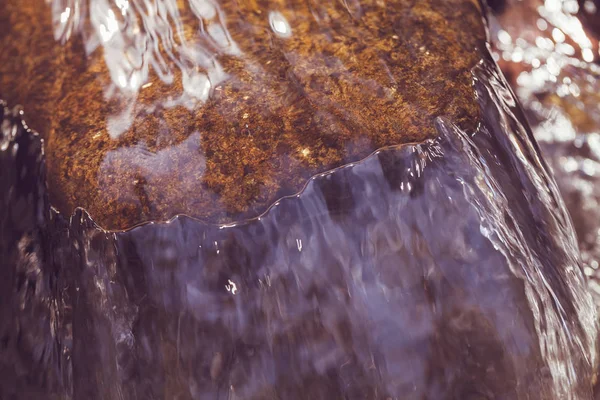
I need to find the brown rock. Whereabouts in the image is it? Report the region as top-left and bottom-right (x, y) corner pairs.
(0, 0), (486, 230)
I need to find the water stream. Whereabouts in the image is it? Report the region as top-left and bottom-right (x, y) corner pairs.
(0, 0), (598, 399)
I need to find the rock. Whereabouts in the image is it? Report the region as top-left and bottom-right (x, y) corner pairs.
(0, 0), (485, 230)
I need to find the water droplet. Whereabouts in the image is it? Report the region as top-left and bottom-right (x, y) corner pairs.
(269, 11), (291, 38)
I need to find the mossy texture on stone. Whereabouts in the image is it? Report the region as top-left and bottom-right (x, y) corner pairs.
(0, 0), (486, 230)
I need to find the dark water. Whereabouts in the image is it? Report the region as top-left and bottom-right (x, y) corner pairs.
(1, 54), (597, 399)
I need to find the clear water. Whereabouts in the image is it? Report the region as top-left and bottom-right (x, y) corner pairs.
(489, 0), (600, 302)
(1, 57), (597, 398)
(1, 0), (599, 399)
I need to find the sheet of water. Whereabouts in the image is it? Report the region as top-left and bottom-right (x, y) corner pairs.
(0, 0), (598, 398)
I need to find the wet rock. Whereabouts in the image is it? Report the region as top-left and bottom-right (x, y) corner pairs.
(0, 0), (486, 230)
(0, 1), (598, 399)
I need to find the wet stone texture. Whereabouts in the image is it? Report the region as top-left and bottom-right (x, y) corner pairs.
(0, 0), (485, 230)
(1, 1), (599, 399)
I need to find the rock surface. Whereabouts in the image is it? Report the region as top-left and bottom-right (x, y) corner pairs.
(0, 0), (485, 230)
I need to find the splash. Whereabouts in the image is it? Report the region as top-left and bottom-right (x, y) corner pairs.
(51, 0), (236, 138)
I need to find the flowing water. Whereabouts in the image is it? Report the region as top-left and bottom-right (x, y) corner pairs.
(489, 0), (600, 302)
(1, 0), (599, 399)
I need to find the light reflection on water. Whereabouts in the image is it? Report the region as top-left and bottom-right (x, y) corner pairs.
(489, 0), (600, 301)
(51, 0), (237, 138)
(0, 0), (598, 398)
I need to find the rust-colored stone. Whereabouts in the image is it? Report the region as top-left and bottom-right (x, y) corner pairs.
(0, 0), (486, 230)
